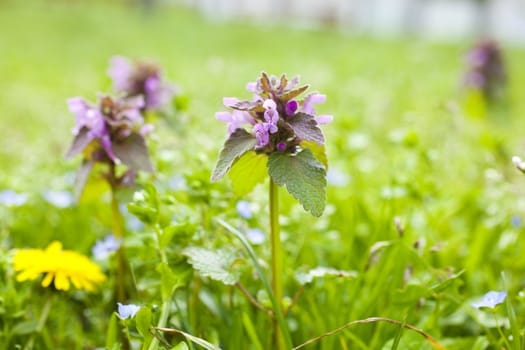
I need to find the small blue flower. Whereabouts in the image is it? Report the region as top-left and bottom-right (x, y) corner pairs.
(246, 228), (265, 245)
(511, 215), (522, 228)
(471, 291), (507, 309)
(43, 190), (73, 208)
(92, 235), (122, 260)
(236, 200), (253, 219)
(117, 302), (141, 319)
(0, 190), (28, 207)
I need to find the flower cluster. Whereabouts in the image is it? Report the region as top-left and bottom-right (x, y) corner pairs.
(464, 39), (507, 101)
(108, 56), (176, 113)
(216, 72), (332, 154)
(13, 241), (106, 292)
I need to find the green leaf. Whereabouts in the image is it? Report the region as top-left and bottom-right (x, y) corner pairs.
(112, 132), (154, 173)
(228, 151), (268, 196)
(300, 140), (327, 169)
(286, 112), (325, 145)
(268, 148), (326, 217)
(127, 184), (159, 224)
(392, 284), (432, 306)
(171, 342), (189, 350)
(135, 307), (153, 347)
(183, 247), (240, 285)
(160, 222), (197, 250)
(156, 327), (221, 350)
(295, 267), (357, 285)
(156, 262), (186, 301)
(106, 313), (119, 349)
(211, 129), (257, 182)
(11, 320), (38, 335)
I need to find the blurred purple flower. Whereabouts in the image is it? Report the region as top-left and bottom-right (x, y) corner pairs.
(92, 235), (122, 259)
(43, 190), (73, 208)
(0, 190), (28, 207)
(463, 39), (507, 101)
(67, 95), (148, 163)
(471, 291), (507, 309)
(108, 56), (176, 112)
(117, 302), (141, 319)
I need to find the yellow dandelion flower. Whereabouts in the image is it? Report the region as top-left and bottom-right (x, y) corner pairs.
(13, 241), (106, 292)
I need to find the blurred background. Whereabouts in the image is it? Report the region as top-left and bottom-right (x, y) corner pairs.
(183, 0), (525, 43)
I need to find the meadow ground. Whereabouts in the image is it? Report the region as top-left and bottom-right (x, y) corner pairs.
(2, 1), (525, 349)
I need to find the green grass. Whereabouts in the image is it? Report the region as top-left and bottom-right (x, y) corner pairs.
(2, 0), (525, 349)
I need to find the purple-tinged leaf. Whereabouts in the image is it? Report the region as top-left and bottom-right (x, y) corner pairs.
(287, 112), (325, 145)
(230, 100), (264, 113)
(260, 72), (271, 92)
(280, 84), (309, 102)
(65, 127), (92, 159)
(112, 132), (154, 173)
(277, 74), (288, 92)
(211, 128), (257, 182)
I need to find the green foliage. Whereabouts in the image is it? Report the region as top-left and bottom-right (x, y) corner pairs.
(3, 1), (525, 349)
(228, 151), (268, 196)
(211, 129), (257, 182)
(268, 148), (326, 217)
(182, 247), (240, 285)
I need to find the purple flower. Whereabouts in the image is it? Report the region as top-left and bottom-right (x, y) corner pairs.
(117, 302), (141, 319)
(67, 95), (148, 165)
(463, 39), (507, 101)
(276, 141), (287, 152)
(92, 235), (122, 259)
(0, 190), (28, 207)
(108, 55), (176, 112)
(253, 123), (270, 149)
(285, 100), (298, 116)
(216, 72), (333, 154)
(471, 291), (507, 309)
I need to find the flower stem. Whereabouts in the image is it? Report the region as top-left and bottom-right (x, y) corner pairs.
(269, 179), (286, 350)
(147, 224), (172, 350)
(24, 295), (53, 350)
(494, 310), (512, 350)
(111, 187), (128, 304)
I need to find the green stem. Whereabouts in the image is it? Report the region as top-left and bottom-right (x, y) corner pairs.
(24, 295), (53, 350)
(269, 179), (286, 350)
(111, 186), (128, 304)
(147, 224), (172, 350)
(494, 311), (512, 350)
(216, 219), (293, 349)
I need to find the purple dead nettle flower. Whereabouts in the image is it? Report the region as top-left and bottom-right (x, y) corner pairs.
(108, 56), (177, 112)
(464, 39), (507, 101)
(216, 72), (333, 154)
(66, 94), (154, 196)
